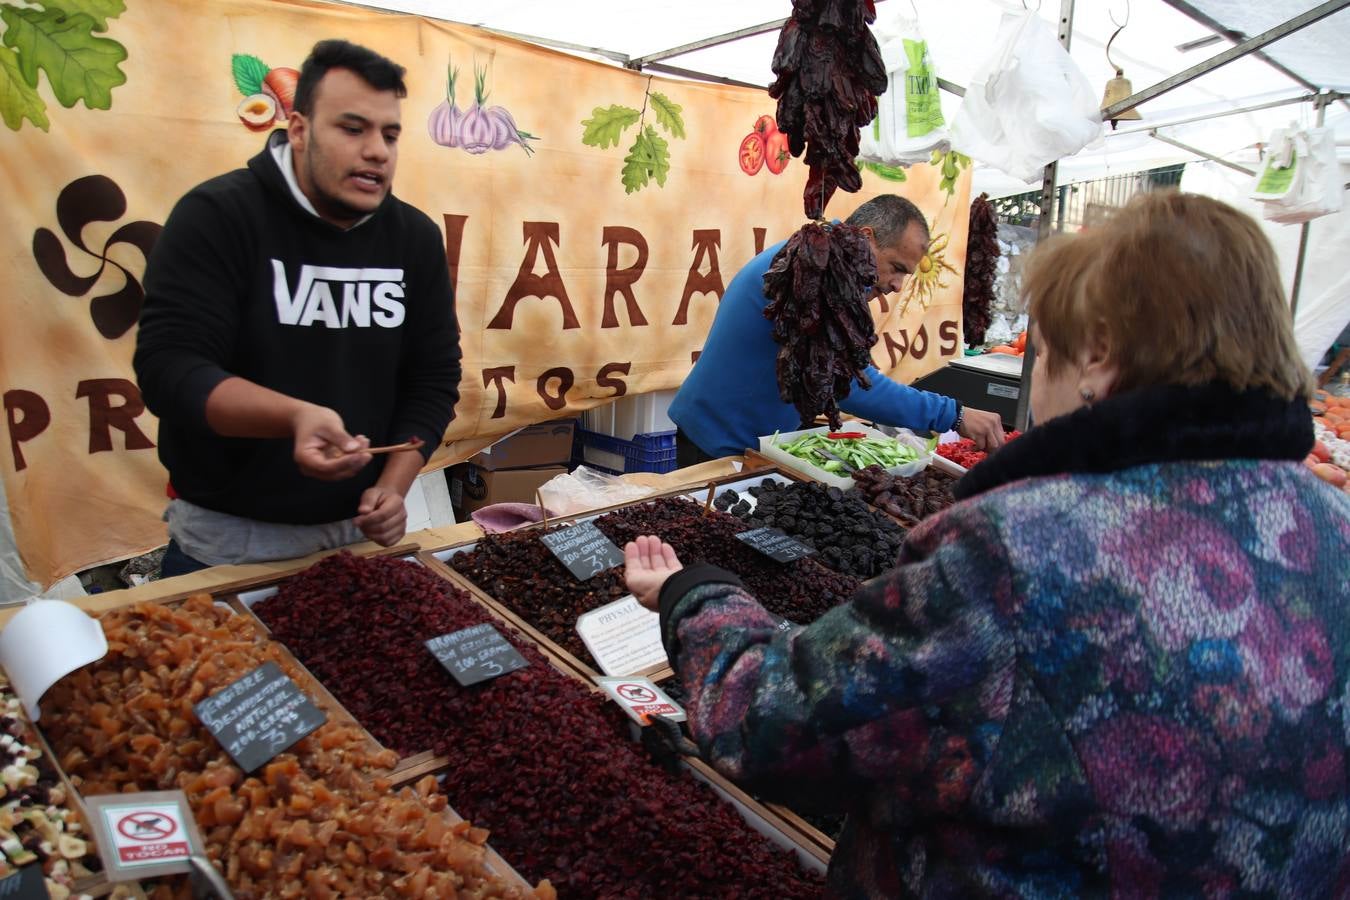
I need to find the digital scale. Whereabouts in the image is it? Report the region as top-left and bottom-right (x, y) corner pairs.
(911, 353), (1026, 429)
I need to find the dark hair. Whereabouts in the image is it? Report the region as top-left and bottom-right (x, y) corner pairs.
(846, 194), (929, 246)
(294, 39), (407, 116)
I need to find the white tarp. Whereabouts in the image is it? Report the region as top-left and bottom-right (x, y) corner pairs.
(350, 0), (1350, 197)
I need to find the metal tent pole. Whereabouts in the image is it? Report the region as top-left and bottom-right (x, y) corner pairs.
(1101, 0), (1349, 122)
(1157, 0), (1350, 117)
(1013, 0), (1076, 432)
(1289, 91), (1333, 320)
(1147, 131), (1257, 176)
(1107, 92), (1318, 137)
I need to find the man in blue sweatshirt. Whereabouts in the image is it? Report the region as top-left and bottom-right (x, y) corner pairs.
(669, 195), (1004, 464)
(134, 40), (460, 576)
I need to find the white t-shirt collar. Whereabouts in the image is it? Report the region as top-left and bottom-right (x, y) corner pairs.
(269, 136), (374, 230)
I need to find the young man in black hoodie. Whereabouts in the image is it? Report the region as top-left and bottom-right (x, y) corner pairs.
(134, 40), (461, 576)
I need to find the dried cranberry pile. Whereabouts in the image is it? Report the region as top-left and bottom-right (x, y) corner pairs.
(256, 553), (823, 898)
(963, 194), (999, 347)
(595, 497), (860, 624)
(717, 481), (904, 580)
(769, 0), (886, 217)
(449, 530), (629, 669)
(851, 465), (957, 525)
(763, 222), (879, 430)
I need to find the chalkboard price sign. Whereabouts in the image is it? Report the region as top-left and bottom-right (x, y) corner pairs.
(734, 527), (816, 563)
(426, 624), (529, 686)
(0, 864), (47, 899)
(193, 661), (327, 773)
(539, 521), (625, 581)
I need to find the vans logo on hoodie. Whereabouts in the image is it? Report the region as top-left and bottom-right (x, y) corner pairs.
(271, 261), (406, 328)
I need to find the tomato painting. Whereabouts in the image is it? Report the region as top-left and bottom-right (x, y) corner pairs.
(754, 114), (778, 136)
(739, 132), (766, 175)
(765, 129), (791, 174)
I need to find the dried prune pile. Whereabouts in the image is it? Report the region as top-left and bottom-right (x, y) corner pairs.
(255, 554), (824, 899)
(41, 595), (544, 900)
(763, 221), (879, 429)
(449, 529), (629, 669)
(963, 193), (999, 348)
(852, 464), (957, 524)
(596, 497), (860, 624)
(717, 481), (904, 580)
(769, 0), (886, 217)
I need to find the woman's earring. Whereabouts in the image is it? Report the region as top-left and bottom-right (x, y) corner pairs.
(1079, 387), (1095, 404)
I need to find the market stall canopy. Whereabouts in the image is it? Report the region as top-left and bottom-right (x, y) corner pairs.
(341, 0), (1349, 197)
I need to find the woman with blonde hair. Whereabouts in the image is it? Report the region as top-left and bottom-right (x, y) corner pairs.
(627, 191), (1350, 897)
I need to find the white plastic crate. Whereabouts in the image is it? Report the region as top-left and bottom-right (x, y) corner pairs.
(612, 389), (676, 441)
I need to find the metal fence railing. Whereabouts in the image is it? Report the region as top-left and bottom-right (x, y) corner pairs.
(992, 163), (1186, 232)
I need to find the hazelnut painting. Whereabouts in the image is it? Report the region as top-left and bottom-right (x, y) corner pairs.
(263, 67), (299, 121)
(230, 54), (298, 130)
(236, 94), (277, 130)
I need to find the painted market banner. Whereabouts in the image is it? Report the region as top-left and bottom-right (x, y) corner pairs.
(0, 0), (972, 586)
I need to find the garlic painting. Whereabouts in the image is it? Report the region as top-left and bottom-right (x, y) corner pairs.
(428, 58), (537, 156)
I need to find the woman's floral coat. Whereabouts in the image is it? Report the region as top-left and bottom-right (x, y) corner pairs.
(659, 386), (1350, 898)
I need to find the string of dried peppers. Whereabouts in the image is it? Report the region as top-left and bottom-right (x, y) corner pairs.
(769, 0), (886, 218)
(764, 0), (889, 430)
(963, 193), (999, 347)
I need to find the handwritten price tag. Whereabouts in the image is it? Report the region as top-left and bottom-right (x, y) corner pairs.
(735, 527), (815, 564)
(193, 661), (326, 773)
(540, 521), (624, 581)
(426, 624), (529, 686)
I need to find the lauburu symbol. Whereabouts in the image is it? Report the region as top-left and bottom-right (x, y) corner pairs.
(32, 175), (162, 339)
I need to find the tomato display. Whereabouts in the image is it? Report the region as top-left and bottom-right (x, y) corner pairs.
(935, 430), (1022, 470)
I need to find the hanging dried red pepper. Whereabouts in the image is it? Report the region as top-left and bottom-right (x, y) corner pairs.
(763, 221), (878, 429)
(963, 193), (999, 347)
(763, 0), (889, 429)
(769, 0), (886, 219)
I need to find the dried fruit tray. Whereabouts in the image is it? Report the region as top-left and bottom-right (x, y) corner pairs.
(230, 575), (441, 786)
(33, 593), (540, 898)
(415, 554), (832, 875)
(228, 554), (588, 786)
(0, 675), (103, 900)
(427, 465), (852, 680)
(216, 552), (828, 893)
(423, 478), (856, 864)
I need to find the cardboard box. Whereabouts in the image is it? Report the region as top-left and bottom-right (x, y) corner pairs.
(448, 464), (568, 515)
(470, 420), (575, 470)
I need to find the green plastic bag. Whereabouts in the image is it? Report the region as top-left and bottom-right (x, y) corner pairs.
(903, 39), (944, 139)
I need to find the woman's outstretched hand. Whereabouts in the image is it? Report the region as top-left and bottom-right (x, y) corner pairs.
(624, 536), (683, 611)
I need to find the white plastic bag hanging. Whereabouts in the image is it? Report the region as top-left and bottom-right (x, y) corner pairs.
(1251, 125), (1343, 224)
(948, 11), (1103, 183)
(858, 9), (949, 166)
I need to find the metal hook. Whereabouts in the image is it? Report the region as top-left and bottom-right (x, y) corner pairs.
(1105, 1), (1131, 75)
(1021, 0), (1043, 10)
(1105, 24), (1126, 73)
(1109, 0), (1130, 29)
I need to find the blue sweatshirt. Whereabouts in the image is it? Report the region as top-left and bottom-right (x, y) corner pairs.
(670, 241), (957, 457)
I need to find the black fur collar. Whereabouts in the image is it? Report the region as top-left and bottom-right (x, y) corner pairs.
(953, 382), (1314, 501)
